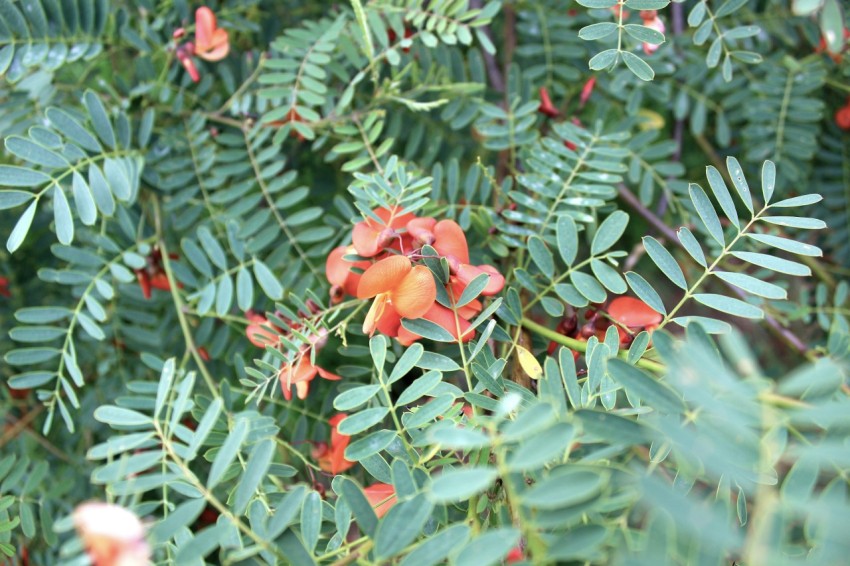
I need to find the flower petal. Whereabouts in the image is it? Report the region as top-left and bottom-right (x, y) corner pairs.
(352, 221), (384, 257)
(195, 7), (217, 51)
(608, 297), (663, 328)
(363, 483), (397, 518)
(456, 263), (505, 296)
(393, 265), (436, 319)
(357, 255), (412, 298)
(422, 303), (474, 342)
(433, 220), (469, 264)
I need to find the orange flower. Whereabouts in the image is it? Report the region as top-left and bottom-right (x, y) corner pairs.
(326, 245), (370, 302)
(357, 255), (436, 335)
(245, 312), (281, 348)
(73, 502), (150, 566)
(278, 355), (341, 401)
(352, 207), (416, 257)
(176, 44), (200, 82)
(194, 7), (229, 61)
(607, 296), (662, 344)
(363, 483), (397, 518)
(538, 86), (560, 118)
(397, 302), (474, 346)
(314, 413), (355, 474)
(640, 12), (665, 55)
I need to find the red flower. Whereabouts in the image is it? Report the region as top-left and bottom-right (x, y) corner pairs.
(579, 76), (596, 108)
(506, 546), (524, 563)
(357, 255), (436, 336)
(538, 86), (560, 118)
(245, 312), (283, 348)
(836, 103), (850, 131)
(363, 483), (397, 518)
(0, 276), (10, 298)
(352, 207), (416, 257)
(313, 413), (355, 474)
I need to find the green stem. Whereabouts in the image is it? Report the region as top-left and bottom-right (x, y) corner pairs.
(521, 316), (666, 374)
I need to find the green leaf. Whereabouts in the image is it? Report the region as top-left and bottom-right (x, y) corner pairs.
(761, 160), (776, 203)
(337, 407), (389, 435)
(236, 266), (253, 311)
(397, 371), (442, 406)
(625, 272), (666, 315)
(521, 468), (605, 509)
(643, 236), (687, 289)
(692, 293), (764, 319)
(622, 51), (655, 81)
(0, 165), (50, 187)
(388, 343), (424, 384)
(591, 210), (628, 255)
(726, 157), (753, 213)
(301, 491), (321, 553)
(233, 439), (275, 515)
(588, 48), (618, 70)
(576, 409), (650, 444)
(340, 479), (378, 537)
(505, 423), (575, 471)
(746, 234), (821, 257)
(72, 173), (97, 225)
(608, 359), (685, 413)
(677, 227), (707, 267)
(0, 190), (35, 210)
(705, 165), (739, 228)
(344, 429), (396, 461)
(557, 215), (579, 265)
(335, 385), (381, 411)
(93, 406), (152, 427)
(571, 271), (607, 303)
(374, 495), (434, 559)
(713, 272), (787, 300)
(428, 467), (498, 503)
(84, 90), (115, 148)
(760, 216), (826, 230)
(401, 318), (455, 342)
(579, 22), (618, 41)
(730, 252), (811, 276)
(46, 107), (101, 152)
(689, 183), (725, 245)
(455, 528), (521, 566)
(624, 23), (665, 44)
(528, 236), (554, 279)
(5, 136), (68, 168)
(398, 524), (471, 566)
(51, 187), (73, 245)
(429, 426), (491, 449)
(153, 358), (176, 420)
(207, 417), (248, 489)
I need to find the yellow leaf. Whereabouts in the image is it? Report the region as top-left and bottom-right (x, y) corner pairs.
(516, 345), (543, 380)
(637, 109), (665, 131)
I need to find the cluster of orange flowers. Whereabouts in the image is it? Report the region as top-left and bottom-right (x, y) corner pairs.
(245, 310), (341, 400)
(174, 7), (230, 82)
(326, 207), (505, 345)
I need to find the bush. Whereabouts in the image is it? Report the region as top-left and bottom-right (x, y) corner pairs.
(1, 0), (849, 564)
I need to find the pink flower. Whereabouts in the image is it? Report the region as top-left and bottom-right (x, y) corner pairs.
(73, 502), (150, 566)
